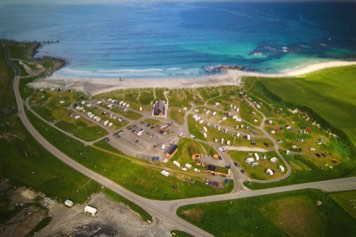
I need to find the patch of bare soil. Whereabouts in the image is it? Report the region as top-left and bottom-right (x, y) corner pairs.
(38, 193), (173, 237)
(0, 205), (46, 237)
(1, 183), (175, 237)
(181, 208), (204, 222)
(0, 184), (48, 237)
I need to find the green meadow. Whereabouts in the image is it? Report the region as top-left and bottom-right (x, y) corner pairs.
(178, 189), (356, 237)
(0, 44), (97, 203)
(330, 190), (356, 220)
(249, 65), (356, 147)
(27, 111), (232, 200)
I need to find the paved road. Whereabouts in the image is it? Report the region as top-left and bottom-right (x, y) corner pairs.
(5, 46), (214, 237)
(5, 46), (356, 237)
(155, 176), (356, 214)
(242, 99), (293, 184)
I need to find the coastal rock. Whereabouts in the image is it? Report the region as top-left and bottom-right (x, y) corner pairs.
(204, 65), (245, 73)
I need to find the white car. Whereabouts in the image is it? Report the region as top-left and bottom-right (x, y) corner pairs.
(218, 147), (225, 152)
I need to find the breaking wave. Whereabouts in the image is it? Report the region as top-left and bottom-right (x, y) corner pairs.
(52, 67), (205, 79)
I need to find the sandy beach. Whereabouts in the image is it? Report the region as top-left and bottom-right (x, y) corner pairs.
(29, 60), (356, 97)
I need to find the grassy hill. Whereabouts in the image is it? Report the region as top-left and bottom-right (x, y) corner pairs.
(178, 189), (356, 237)
(0, 43), (97, 203)
(249, 65), (356, 148)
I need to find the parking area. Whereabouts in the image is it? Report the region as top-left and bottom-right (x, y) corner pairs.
(108, 119), (181, 160)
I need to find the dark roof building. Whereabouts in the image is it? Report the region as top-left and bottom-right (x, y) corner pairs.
(206, 164), (230, 177)
(207, 164), (216, 172)
(153, 100), (166, 117)
(165, 144), (178, 159)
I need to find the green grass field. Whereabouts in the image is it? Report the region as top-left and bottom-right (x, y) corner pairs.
(228, 151), (285, 180)
(239, 100), (263, 124)
(82, 105), (128, 130)
(98, 103), (142, 120)
(169, 107), (185, 124)
(244, 150), (356, 189)
(55, 120), (108, 141)
(168, 88), (202, 107)
(27, 110), (233, 200)
(0, 44), (97, 203)
(330, 190), (356, 220)
(172, 138), (217, 163)
(188, 115), (235, 143)
(93, 139), (124, 154)
(143, 118), (160, 125)
(30, 91), (109, 141)
(13, 60), (28, 76)
(1, 42), (192, 225)
(94, 88), (148, 111)
(250, 65), (356, 147)
(241, 66), (356, 188)
(138, 88), (154, 105)
(178, 189), (356, 237)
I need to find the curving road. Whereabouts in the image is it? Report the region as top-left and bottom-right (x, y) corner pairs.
(243, 99), (292, 183)
(5, 46), (214, 237)
(5, 46), (356, 237)
(155, 175), (356, 214)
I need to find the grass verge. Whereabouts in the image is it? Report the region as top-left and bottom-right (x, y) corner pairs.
(178, 189), (356, 237)
(0, 43), (97, 203)
(27, 110), (232, 200)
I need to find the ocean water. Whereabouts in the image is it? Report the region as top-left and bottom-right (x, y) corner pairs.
(0, 1), (355, 79)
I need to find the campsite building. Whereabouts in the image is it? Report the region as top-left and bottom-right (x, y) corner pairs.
(189, 146), (201, 160)
(206, 164), (230, 177)
(152, 100), (166, 117)
(165, 144), (178, 159)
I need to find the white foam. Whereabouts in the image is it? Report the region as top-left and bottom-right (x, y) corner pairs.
(53, 66), (203, 79)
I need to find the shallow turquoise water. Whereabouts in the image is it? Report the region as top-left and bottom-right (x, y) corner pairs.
(0, 1), (355, 78)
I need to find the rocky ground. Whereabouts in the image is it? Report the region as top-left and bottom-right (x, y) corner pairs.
(0, 186), (46, 237)
(0, 182), (174, 237)
(40, 193), (173, 237)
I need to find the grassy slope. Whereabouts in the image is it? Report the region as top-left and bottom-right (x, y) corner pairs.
(55, 120), (108, 141)
(228, 151), (284, 180)
(330, 190), (356, 220)
(1, 42), (153, 223)
(242, 66), (356, 189)
(27, 110), (232, 200)
(0, 44), (96, 203)
(245, 151), (356, 190)
(257, 65), (356, 147)
(178, 189), (356, 237)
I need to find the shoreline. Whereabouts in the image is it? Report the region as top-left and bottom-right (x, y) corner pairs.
(29, 60), (356, 97)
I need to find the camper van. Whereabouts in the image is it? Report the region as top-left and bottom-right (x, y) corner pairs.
(161, 144), (166, 150)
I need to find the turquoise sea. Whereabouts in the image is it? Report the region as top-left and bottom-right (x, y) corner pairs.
(0, 1), (355, 78)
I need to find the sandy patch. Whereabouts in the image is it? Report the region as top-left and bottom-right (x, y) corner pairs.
(29, 60), (356, 98)
(9, 187), (37, 206)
